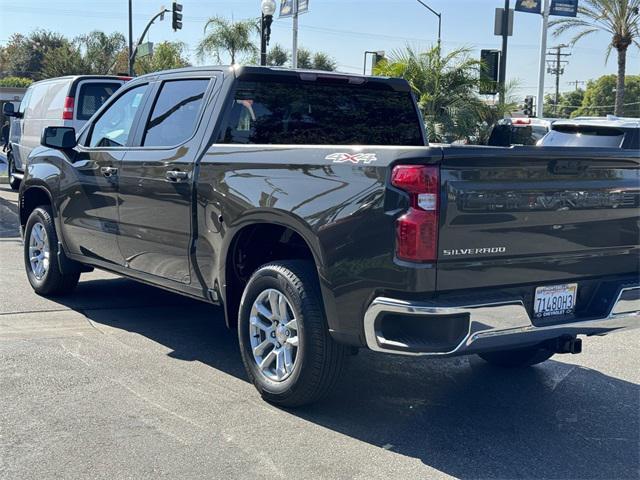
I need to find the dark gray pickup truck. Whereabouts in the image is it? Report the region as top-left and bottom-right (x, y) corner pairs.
(18, 66), (640, 406)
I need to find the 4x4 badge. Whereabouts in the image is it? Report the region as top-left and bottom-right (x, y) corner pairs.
(326, 152), (378, 164)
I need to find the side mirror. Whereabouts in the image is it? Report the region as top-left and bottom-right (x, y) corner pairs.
(3, 102), (17, 117)
(41, 126), (77, 149)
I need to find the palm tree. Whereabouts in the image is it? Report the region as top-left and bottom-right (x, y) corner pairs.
(550, 0), (640, 116)
(374, 45), (482, 142)
(197, 16), (258, 64)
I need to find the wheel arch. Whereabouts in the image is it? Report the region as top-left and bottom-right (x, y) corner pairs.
(20, 184), (56, 229)
(219, 210), (334, 331)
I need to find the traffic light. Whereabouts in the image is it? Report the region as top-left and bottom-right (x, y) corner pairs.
(523, 96), (534, 117)
(480, 49), (500, 95)
(172, 2), (183, 31)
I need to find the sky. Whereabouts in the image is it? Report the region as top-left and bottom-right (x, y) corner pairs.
(1, 0), (638, 99)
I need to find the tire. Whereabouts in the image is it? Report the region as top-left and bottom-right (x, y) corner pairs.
(8, 154), (21, 191)
(238, 260), (347, 407)
(478, 345), (554, 368)
(24, 206), (80, 296)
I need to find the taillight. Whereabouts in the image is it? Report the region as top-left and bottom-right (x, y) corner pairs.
(391, 164), (440, 262)
(62, 96), (74, 120)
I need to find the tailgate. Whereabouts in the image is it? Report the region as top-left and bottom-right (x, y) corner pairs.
(437, 146), (640, 292)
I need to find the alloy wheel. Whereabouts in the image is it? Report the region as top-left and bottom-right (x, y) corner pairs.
(28, 222), (50, 280)
(249, 288), (300, 382)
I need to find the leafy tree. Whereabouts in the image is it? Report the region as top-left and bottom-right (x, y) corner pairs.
(296, 48), (313, 68)
(294, 47), (337, 71)
(75, 31), (126, 75)
(573, 74), (640, 117)
(551, 0), (640, 116)
(374, 45), (483, 142)
(135, 41), (190, 74)
(2, 31), (67, 79)
(475, 80), (520, 144)
(197, 16), (258, 64)
(311, 52), (337, 71)
(558, 89), (585, 117)
(41, 42), (86, 78)
(267, 44), (289, 66)
(0, 76), (33, 88)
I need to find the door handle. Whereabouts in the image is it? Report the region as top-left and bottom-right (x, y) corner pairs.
(165, 170), (189, 182)
(100, 166), (118, 177)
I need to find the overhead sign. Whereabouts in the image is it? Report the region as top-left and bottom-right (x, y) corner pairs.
(137, 42), (154, 58)
(279, 0), (309, 18)
(515, 0), (542, 14)
(550, 0), (579, 17)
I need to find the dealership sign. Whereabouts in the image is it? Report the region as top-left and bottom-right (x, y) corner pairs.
(279, 0), (309, 18)
(515, 0), (578, 16)
(550, 0), (579, 17)
(515, 0), (542, 14)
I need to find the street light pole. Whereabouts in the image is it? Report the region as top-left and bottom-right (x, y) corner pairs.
(537, 0), (551, 118)
(129, 7), (171, 74)
(292, 0), (299, 68)
(128, 0), (133, 76)
(260, 0), (276, 66)
(498, 0), (510, 105)
(415, 0), (442, 51)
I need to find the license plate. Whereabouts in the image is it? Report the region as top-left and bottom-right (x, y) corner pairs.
(534, 283), (577, 318)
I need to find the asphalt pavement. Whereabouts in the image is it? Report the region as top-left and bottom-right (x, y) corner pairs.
(0, 185), (638, 480)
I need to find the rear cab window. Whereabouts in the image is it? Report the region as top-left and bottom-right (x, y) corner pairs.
(76, 82), (123, 120)
(219, 76), (424, 146)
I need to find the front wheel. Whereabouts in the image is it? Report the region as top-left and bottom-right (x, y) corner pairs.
(8, 154), (21, 191)
(24, 206), (80, 295)
(478, 345), (554, 368)
(238, 261), (347, 407)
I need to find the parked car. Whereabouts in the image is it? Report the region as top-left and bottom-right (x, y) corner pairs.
(2, 75), (129, 190)
(538, 116), (640, 149)
(487, 117), (555, 146)
(18, 66), (640, 406)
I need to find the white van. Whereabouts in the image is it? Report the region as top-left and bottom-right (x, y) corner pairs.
(3, 75), (129, 190)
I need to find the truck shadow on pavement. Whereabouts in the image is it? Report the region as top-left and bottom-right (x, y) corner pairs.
(48, 276), (640, 480)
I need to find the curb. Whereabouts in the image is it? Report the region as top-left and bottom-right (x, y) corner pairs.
(0, 176), (7, 185)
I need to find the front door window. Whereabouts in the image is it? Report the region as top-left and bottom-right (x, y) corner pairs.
(88, 85), (147, 148)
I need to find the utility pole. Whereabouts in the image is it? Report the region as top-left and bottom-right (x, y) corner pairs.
(291, 0), (299, 68)
(128, 0), (134, 76)
(568, 80), (585, 91)
(536, 0), (550, 118)
(546, 45), (570, 115)
(497, 0), (510, 105)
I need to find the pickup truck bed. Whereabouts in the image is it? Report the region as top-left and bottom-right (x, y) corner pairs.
(19, 66), (640, 406)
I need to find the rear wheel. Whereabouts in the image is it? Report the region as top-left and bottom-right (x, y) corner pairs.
(238, 261), (347, 407)
(24, 206), (80, 295)
(478, 345), (554, 368)
(8, 154), (21, 191)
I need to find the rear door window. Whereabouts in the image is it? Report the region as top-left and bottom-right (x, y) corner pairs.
(77, 82), (122, 120)
(142, 79), (210, 147)
(219, 78), (424, 146)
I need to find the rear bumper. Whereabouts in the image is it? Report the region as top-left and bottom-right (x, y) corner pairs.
(363, 286), (640, 356)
